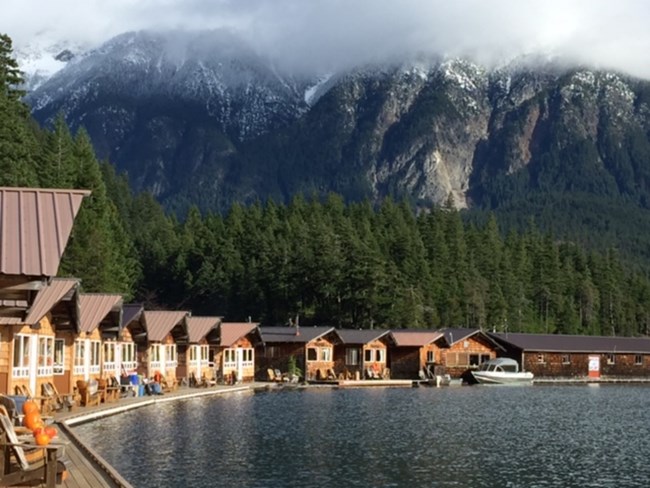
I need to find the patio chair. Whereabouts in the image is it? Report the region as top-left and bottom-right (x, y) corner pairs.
(97, 378), (120, 403)
(0, 414), (67, 487)
(41, 383), (75, 412)
(160, 376), (177, 392)
(76, 380), (101, 407)
(13, 385), (53, 415)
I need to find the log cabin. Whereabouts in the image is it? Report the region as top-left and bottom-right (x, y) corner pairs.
(216, 322), (261, 383)
(489, 332), (650, 379)
(181, 316), (221, 385)
(438, 328), (504, 379)
(334, 329), (393, 379)
(388, 330), (445, 379)
(257, 326), (341, 381)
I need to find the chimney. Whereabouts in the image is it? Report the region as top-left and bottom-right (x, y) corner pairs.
(295, 324), (300, 336)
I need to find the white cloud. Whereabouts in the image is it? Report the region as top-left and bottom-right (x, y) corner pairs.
(5, 0), (650, 77)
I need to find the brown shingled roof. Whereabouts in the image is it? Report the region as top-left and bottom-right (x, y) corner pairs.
(337, 329), (391, 345)
(186, 316), (221, 343)
(24, 277), (79, 326)
(220, 322), (259, 347)
(142, 311), (188, 342)
(491, 332), (650, 354)
(78, 293), (123, 333)
(390, 329), (443, 347)
(260, 326), (338, 344)
(0, 187), (90, 277)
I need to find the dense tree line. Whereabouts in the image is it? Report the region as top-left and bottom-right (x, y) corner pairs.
(3, 33), (650, 335)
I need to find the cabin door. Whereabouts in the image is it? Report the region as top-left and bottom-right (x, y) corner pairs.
(28, 337), (38, 395)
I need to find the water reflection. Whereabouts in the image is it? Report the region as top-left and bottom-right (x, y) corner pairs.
(73, 386), (650, 487)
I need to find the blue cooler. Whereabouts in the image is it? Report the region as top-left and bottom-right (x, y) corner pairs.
(129, 373), (139, 385)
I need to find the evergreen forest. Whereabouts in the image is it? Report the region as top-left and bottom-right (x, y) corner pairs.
(3, 34), (650, 336)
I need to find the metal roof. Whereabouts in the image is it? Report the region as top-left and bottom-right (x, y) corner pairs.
(337, 329), (391, 345)
(142, 311), (188, 342)
(186, 316), (221, 343)
(390, 329), (444, 347)
(219, 322), (258, 347)
(24, 277), (79, 326)
(260, 326), (337, 344)
(440, 328), (481, 345)
(78, 293), (123, 333)
(491, 332), (650, 354)
(0, 187), (90, 277)
(121, 304), (144, 328)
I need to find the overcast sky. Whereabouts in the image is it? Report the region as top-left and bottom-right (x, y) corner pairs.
(6, 0), (650, 77)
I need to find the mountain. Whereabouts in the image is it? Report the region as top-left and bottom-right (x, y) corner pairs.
(24, 30), (650, 264)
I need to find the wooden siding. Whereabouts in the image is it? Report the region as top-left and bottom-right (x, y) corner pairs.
(333, 339), (389, 378)
(522, 351), (650, 378)
(255, 343), (305, 380)
(218, 336), (255, 383)
(443, 336), (496, 379)
(304, 337), (336, 380)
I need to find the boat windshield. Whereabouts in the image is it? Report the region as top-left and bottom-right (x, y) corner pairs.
(501, 364), (518, 373)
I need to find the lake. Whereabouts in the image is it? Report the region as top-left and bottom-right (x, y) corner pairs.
(73, 385), (650, 487)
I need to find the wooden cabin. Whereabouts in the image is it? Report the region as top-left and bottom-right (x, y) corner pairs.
(334, 329), (393, 379)
(64, 293), (123, 393)
(257, 326), (341, 381)
(131, 311), (188, 385)
(216, 322), (261, 383)
(0, 187), (89, 394)
(1, 278), (80, 397)
(388, 330), (445, 379)
(489, 332), (650, 379)
(181, 316), (221, 384)
(438, 328), (503, 379)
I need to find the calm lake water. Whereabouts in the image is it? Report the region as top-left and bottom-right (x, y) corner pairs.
(73, 385), (650, 487)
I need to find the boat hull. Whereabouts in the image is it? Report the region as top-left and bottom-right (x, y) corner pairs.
(471, 371), (534, 385)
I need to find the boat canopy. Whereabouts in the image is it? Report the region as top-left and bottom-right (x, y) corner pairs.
(478, 357), (520, 373)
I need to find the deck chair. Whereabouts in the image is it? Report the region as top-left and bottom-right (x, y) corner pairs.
(327, 369), (337, 380)
(0, 414), (67, 487)
(160, 376), (177, 392)
(41, 383), (75, 412)
(76, 380), (101, 407)
(97, 378), (120, 403)
(14, 385), (53, 415)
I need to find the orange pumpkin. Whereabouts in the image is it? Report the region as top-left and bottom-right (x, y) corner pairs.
(23, 411), (42, 430)
(22, 400), (39, 416)
(32, 427), (45, 437)
(34, 433), (51, 446)
(44, 426), (57, 438)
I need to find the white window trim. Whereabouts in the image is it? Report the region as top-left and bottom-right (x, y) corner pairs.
(37, 336), (54, 377)
(12, 334), (31, 378)
(89, 340), (101, 374)
(73, 339), (85, 376)
(53, 338), (65, 376)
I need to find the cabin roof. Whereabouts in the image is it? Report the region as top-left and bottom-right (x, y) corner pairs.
(337, 329), (391, 345)
(143, 310), (188, 342)
(491, 332), (650, 354)
(186, 316), (221, 343)
(121, 303), (144, 328)
(219, 322), (259, 347)
(390, 329), (443, 347)
(260, 326), (336, 344)
(24, 277), (79, 326)
(440, 327), (505, 351)
(0, 187), (90, 277)
(79, 293), (123, 333)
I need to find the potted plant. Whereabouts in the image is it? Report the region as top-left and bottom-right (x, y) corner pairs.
(286, 355), (302, 383)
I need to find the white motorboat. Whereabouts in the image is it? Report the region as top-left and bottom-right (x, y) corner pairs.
(471, 357), (534, 385)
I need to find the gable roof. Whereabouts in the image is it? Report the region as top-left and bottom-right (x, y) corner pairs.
(390, 329), (443, 347)
(439, 327), (505, 351)
(78, 293), (123, 333)
(186, 316), (221, 343)
(0, 187), (90, 277)
(121, 303), (144, 328)
(260, 326), (337, 344)
(219, 322), (259, 347)
(337, 329), (391, 345)
(491, 332), (650, 354)
(142, 310), (188, 342)
(24, 277), (79, 326)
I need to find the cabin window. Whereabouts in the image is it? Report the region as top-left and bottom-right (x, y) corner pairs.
(537, 354), (545, 364)
(481, 354), (491, 364)
(635, 355), (643, 366)
(606, 354), (615, 365)
(562, 354), (571, 365)
(307, 348), (318, 361)
(201, 345), (209, 361)
(166, 344), (177, 365)
(345, 348), (359, 366)
(319, 347), (332, 362)
(12, 334), (31, 378)
(469, 354), (481, 367)
(37, 336), (54, 376)
(89, 341), (101, 374)
(121, 342), (136, 371)
(223, 349), (236, 366)
(265, 346), (279, 358)
(53, 339), (65, 375)
(242, 348), (254, 365)
(375, 349), (386, 363)
(364, 349), (373, 362)
(189, 345), (199, 362)
(426, 350), (435, 363)
(73, 340), (85, 375)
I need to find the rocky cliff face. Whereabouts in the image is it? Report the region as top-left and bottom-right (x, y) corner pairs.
(25, 30), (650, 214)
